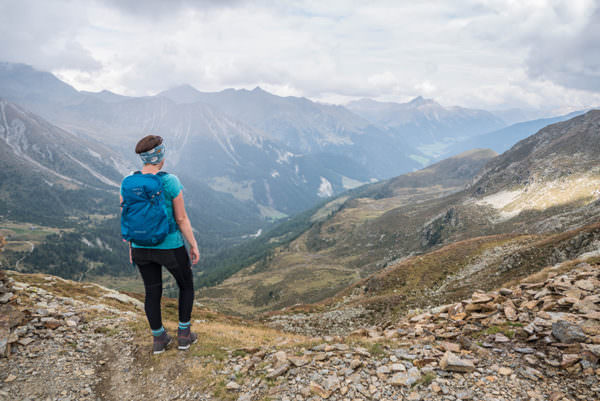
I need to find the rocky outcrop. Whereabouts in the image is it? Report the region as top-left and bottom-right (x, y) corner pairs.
(261, 261), (600, 400)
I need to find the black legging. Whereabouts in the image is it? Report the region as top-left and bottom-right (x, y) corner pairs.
(132, 246), (194, 330)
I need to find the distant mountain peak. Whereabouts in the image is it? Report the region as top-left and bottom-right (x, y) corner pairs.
(157, 84), (203, 104)
(162, 83), (200, 94)
(408, 96), (435, 107)
(0, 61), (33, 71)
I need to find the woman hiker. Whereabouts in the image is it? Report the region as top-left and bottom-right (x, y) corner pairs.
(120, 135), (200, 354)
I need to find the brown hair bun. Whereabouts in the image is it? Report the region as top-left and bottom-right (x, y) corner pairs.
(135, 135), (163, 154)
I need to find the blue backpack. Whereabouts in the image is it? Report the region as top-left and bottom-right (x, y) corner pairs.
(120, 171), (175, 246)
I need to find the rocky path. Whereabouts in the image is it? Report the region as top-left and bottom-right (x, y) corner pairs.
(14, 240), (34, 270)
(0, 270), (218, 401)
(2, 260), (600, 401)
(0, 270), (141, 400)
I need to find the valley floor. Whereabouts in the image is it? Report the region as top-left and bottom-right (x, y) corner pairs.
(1, 262), (600, 401)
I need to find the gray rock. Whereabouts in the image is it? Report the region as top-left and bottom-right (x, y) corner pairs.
(0, 331), (8, 357)
(322, 374), (340, 391)
(583, 344), (600, 357)
(456, 390), (474, 400)
(266, 362), (289, 379)
(376, 365), (391, 375)
(226, 381), (241, 391)
(514, 347), (535, 354)
(395, 349), (417, 360)
(552, 320), (588, 343)
(389, 367), (421, 386)
(102, 292), (144, 309)
(0, 292), (13, 304)
(440, 351), (475, 373)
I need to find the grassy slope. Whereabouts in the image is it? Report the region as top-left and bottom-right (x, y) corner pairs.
(281, 220), (600, 326)
(196, 151), (498, 316)
(199, 134), (600, 317)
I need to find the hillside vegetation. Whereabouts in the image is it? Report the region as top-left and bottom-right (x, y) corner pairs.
(197, 149), (498, 316)
(198, 111), (600, 319)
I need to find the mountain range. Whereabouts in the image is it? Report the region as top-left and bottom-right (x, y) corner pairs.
(0, 63), (422, 223)
(1, 61), (595, 287)
(2, 56), (600, 401)
(0, 99), (122, 225)
(196, 110), (600, 317)
(347, 97), (505, 160)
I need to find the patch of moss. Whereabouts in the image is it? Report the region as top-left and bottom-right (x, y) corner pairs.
(415, 372), (436, 387)
(94, 326), (119, 336)
(232, 349), (247, 358)
(211, 378), (236, 401)
(368, 343), (386, 357)
(191, 344), (228, 361)
(473, 324), (516, 339)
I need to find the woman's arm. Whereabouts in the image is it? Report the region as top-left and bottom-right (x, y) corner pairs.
(120, 195), (132, 264)
(172, 192), (200, 265)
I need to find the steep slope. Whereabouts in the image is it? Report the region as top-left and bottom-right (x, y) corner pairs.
(471, 110), (600, 195)
(368, 148), (498, 198)
(196, 149), (498, 316)
(0, 99), (124, 224)
(0, 100), (274, 274)
(263, 110), (600, 328)
(347, 97), (506, 160)
(0, 100), (137, 279)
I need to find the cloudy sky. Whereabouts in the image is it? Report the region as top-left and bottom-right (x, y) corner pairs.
(1, 0), (599, 113)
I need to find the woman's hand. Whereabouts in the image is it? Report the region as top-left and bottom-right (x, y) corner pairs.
(190, 245), (200, 265)
(128, 242), (133, 265)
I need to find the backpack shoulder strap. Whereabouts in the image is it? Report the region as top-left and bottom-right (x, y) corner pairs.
(156, 171), (169, 176)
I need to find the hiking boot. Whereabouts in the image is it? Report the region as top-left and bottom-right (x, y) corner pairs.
(177, 327), (198, 350)
(153, 332), (172, 354)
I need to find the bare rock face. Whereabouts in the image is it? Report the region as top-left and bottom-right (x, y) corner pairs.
(552, 320), (588, 344)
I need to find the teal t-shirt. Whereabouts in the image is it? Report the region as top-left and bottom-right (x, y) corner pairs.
(121, 172), (185, 249)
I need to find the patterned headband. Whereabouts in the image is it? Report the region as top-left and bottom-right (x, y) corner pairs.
(139, 143), (166, 165)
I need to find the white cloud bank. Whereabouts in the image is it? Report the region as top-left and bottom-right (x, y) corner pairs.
(1, 0), (599, 113)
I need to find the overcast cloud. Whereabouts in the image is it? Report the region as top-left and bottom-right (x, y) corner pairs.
(0, 0), (599, 113)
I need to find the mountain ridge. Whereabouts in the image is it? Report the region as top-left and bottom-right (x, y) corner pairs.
(346, 96), (506, 153)
(196, 110), (600, 317)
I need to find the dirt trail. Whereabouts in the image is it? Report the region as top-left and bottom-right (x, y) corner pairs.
(14, 241), (34, 269)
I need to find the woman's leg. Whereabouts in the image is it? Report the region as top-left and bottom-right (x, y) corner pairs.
(162, 246), (194, 324)
(132, 249), (164, 331)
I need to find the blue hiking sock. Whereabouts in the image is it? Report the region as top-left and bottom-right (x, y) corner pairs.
(178, 321), (191, 330)
(151, 326), (165, 337)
